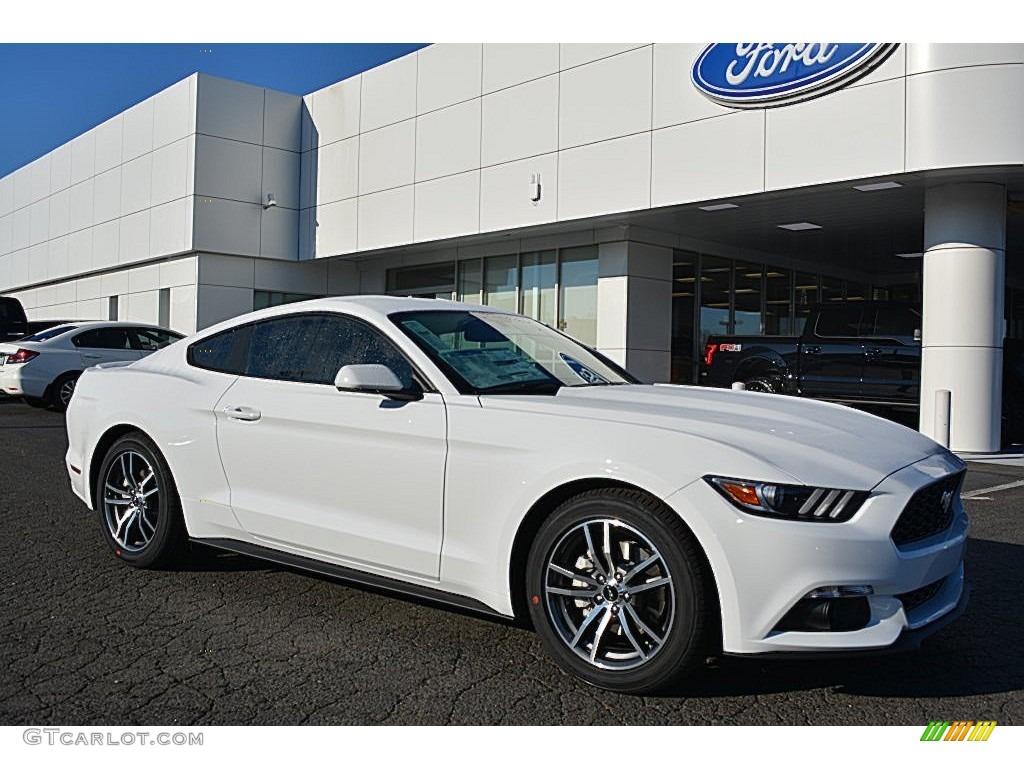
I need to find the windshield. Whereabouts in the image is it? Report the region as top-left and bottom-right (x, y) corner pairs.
(392, 310), (637, 395)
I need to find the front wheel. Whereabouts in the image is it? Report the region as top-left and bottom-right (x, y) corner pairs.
(525, 488), (710, 694)
(95, 433), (187, 568)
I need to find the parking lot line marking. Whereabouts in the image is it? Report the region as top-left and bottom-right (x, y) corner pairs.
(962, 479), (1024, 499)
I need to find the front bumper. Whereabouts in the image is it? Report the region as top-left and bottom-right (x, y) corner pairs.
(667, 451), (968, 655)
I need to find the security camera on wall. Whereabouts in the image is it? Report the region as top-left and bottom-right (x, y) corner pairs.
(263, 193), (277, 210)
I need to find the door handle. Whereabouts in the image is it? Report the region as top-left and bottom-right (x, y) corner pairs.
(864, 348), (883, 358)
(222, 405), (262, 422)
(804, 346), (821, 354)
(82, 354), (102, 359)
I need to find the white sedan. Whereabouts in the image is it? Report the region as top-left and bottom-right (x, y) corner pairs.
(65, 297), (968, 693)
(1, 321), (183, 411)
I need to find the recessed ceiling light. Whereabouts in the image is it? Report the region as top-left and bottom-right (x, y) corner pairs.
(853, 181), (903, 192)
(896, 252), (924, 259)
(698, 203), (739, 211)
(778, 222), (822, 231)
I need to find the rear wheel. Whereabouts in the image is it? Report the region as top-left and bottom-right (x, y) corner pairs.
(49, 371), (80, 412)
(95, 433), (187, 568)
(742, 375), (778, 393)
(526, 488), (710, 694)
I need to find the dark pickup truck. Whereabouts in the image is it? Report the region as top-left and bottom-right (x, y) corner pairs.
(701, 302), (923, 406)
(701, 301), (1024, 444)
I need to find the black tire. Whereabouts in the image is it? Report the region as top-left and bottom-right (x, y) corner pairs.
(94, 432), (188, 568)
(525, 488), (710, 694)
(742, 376), (778, 393)
(49, 371), (81, 412)
(23, 396), (48, 408)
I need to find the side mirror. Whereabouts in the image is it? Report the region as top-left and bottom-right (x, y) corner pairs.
(334, 364), (422, 401)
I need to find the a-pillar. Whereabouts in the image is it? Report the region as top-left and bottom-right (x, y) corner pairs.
(920, 183), (1006, 453)
(596, 241), (673, 383)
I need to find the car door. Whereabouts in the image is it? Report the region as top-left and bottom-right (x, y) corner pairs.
(212, 312), (447, 579)
(798, 306), (864, 400)
(71, 326), (143, 367)
(859, 305), (921, 403)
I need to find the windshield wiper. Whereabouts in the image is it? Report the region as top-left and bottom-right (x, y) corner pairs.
(477, 380), (562, 395)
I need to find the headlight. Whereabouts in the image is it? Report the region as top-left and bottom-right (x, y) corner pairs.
(705, 476), (868, 522)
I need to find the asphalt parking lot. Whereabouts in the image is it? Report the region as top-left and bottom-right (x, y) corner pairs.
(1, 396), (1021, 726)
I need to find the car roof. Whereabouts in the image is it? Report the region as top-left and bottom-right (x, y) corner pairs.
(192, 295), (516, 339)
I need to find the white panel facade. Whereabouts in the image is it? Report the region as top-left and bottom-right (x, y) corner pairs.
(907, 43), (1024, 75)
(558, 46), (653, 149)
(481, 75), (559, 167)
(415, 100), (481, 182)
(479, 153), (558, 232)
(482, 44), (559, 94)
(558, 133), (652, 221)
(906, 64), (1024, 171)
(765, 79), (906, 190)
(316, 137), (359, 205)
(122, 100), (155, 161)
(358, 119), (415, 194)
(307, 76), (360, 150)
(414, 171), (480, 242)
(653, 43), (733, 129)
(360, 54), (417, 132)
(417, 44), (482, 114)
(559, 44), (646, 70)
(357, 186), (414, 251)
(196, 75), (265, 145)
(652, 112), (766, 206)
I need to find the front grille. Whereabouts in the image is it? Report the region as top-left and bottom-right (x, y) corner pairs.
(897, 577), (945, 613)
(891, 470), (964, 547)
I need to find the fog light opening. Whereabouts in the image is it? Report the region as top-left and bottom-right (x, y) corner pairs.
(774, 588), (874, 633)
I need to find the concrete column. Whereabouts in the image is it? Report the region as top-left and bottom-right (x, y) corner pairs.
(596, 241), (673, 383)
(920, 183), (1005, 453)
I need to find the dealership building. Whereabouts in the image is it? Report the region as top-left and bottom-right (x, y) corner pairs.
(1, 43), (1022, 452)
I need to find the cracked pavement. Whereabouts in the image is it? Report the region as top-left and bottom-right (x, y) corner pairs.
(1, 398), (1021, 725)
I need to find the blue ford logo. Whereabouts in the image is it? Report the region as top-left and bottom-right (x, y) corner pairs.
(692, 43), (897, 108)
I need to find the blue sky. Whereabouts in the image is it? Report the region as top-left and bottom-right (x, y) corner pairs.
(0, 43), (426, 178)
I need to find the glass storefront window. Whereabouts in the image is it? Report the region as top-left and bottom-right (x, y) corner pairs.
(253, 291), (323, 310)
(484, 254), (518, 312)
(732, 261), (763, 336)
(671, 252), (697, 384)
(520, 250), (557, 328)
(559, 246), (598, 347)
(846, 282), (870, 302)
(457, 259), (482, 304)
(764, 269), (793, 335)
(386, 262), (455, 297)
(820, 276), (844, 303)
(794, 272), (819, 335)
(699, 255), (732, 348)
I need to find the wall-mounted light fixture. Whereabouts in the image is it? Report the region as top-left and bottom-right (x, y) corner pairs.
(263, 193), (277, 210)
(529, 174), (542, 204)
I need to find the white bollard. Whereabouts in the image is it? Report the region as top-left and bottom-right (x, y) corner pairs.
(731, 382), (746, 391)
(934, 389), (951, 448)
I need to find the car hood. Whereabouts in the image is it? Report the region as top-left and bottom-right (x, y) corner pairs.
(482, 384), (947, 489)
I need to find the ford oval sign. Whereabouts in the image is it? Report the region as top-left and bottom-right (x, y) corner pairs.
(692, 43), (897, 108)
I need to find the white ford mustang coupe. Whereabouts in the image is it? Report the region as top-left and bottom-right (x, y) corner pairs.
(65, 296), (968, 693)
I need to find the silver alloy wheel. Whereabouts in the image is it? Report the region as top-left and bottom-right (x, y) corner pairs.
(58, 376), (77, 407)
(544, 518), (675, 671)
(102, 450), (160, 553)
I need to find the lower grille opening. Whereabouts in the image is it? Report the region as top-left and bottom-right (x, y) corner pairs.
(774, 597), (871, 633)
(897, 577), (945, 613)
